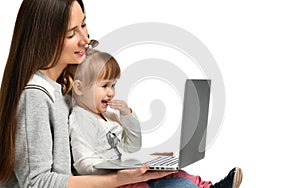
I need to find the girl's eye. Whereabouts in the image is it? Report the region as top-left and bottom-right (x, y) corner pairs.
(81, 23), (87, 28)
(102, 84), (108, 88)
(112, 84), (116, 88)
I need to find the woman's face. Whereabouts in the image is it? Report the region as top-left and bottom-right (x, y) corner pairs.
(59, 1), (90, 66)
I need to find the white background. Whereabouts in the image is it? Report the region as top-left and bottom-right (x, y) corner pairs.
(1, 1), (300, 187)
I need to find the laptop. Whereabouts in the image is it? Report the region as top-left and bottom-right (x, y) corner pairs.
(93, 79), (211, 171)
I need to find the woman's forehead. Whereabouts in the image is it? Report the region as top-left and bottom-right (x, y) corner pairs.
(68, 1), (85, 29)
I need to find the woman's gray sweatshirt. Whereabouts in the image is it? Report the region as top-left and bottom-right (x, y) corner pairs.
(1, 71), (72, 188)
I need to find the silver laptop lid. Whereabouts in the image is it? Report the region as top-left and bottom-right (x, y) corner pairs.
(179, 79), (211, 168)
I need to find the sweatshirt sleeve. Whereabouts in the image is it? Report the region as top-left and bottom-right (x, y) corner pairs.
(15, 89), (69, 188)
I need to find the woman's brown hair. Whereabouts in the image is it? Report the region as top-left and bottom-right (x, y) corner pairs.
(0, 0), (85, 182)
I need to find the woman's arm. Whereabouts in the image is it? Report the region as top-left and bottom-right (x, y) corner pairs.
(15, 88), (71, 187)
(68, 165), (176, 188)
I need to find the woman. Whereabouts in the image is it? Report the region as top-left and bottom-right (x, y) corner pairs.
(0, 0), (177, 187)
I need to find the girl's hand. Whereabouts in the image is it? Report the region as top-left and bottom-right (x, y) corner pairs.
(115, 165), (177, 186)
(108, 100), (131, 116)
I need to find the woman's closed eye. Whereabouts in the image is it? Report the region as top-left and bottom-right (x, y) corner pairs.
(66, 22), (86, 39)
(66, 30), (75, 38)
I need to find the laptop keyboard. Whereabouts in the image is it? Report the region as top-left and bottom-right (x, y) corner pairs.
(139, 156), (179, 166)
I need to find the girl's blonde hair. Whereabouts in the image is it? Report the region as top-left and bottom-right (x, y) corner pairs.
(74, 49), (121, 88)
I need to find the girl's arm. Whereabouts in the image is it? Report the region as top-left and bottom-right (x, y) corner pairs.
(119, 111), (142, 152)
(69, 107), (108, 175)
(107, 100), (142, 153)
(106, 109), (141, 152)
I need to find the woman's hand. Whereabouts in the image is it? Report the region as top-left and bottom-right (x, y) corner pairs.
(108, 100), (131, 116)
(150, 152), (174, 156)
(115, 165), (176, 186)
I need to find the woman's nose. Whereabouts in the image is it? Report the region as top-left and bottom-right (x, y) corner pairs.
(79, 31), (90, 47)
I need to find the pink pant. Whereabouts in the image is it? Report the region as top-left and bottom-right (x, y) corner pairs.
(119, 170), (212, 188)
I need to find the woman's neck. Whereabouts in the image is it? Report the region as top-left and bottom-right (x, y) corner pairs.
(39, 64), (66, 81)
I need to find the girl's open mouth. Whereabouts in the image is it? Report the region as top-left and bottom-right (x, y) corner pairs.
(101, 100), (109, 107)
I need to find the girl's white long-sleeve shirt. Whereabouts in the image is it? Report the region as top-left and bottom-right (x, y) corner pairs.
(68, 105), (142, 175)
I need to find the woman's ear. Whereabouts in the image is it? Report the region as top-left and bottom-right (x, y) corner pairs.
(73, 80), (83, 96)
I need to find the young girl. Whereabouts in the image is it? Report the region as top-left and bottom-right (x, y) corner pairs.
(69, 49), (142, 175)
(0, 0), (175, 187)
(69, 49), (243, 188)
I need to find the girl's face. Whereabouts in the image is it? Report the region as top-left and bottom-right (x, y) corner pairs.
(59, 1), (90, 66)
(82, 79), (117, 114)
